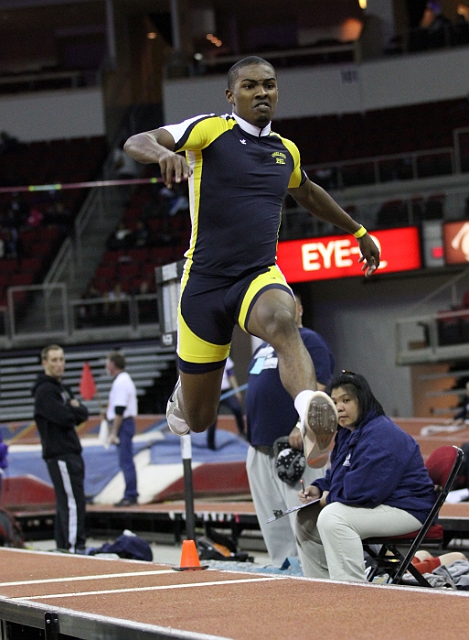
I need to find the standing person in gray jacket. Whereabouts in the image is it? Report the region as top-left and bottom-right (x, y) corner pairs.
(32, 344), (88, 553)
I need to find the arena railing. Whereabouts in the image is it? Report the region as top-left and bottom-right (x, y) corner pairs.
(164, 22), (469, 79)
(396, 307), (469, 366)
(304, 146), (458, 191)
(0, 305), (8, 341)
(395, 267), (469, 366)
(165, 41), (357, 78)
(0, 285), (160, 349)
(281, 178), (469, 243)
(69, 294), (159, 335)
(1, 121), (468, 349)
(0, 69), (96, 95)
(43, 135), (128, 295)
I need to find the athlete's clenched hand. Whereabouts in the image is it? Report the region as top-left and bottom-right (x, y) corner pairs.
(123, 129), (192, 189)
(158, 149), (192, 189)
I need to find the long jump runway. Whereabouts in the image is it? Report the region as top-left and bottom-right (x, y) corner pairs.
(1, 548), (469, 639)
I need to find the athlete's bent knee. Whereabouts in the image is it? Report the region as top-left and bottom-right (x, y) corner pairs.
(263, 308), (297, 345)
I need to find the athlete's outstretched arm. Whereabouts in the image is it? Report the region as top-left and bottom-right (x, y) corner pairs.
(288, 178), (380, 277)
(124, 128), (192, 188)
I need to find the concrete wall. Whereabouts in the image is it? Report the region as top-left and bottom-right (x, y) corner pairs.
(306, 271), (464, 418)
(0, 86), (105, 142)
(2, 45), (468, 142)
(162, 47), (469, 123)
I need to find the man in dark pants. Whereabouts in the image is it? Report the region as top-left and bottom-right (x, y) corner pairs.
(105, 351), (138, 507)
(207, 356), (246, 450)
(32, 344), (88, 553)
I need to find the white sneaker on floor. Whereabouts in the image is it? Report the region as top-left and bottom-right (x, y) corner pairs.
(301, 391), (338, 468)
(166, 378), (190, 436)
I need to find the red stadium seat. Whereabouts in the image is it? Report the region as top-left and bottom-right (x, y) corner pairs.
(21, 257), (42, 272)
(119, 263), (140, 279)
(10, 272), (34, 287)
(95, 265), (116, 280)
(0, 258), (19, 273)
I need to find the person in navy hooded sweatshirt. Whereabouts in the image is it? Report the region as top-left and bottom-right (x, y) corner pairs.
(295, 371), (436, 582)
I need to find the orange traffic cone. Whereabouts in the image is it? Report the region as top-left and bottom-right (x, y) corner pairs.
(172, 539), (208, 571)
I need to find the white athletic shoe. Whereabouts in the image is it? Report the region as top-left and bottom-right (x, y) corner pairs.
(166, 378), (190, 436)
(301, 391), (338, 468)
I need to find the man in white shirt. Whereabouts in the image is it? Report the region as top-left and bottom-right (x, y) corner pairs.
(105, 351), (138, 507)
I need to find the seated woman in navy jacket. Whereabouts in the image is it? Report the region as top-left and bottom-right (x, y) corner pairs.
(295, 371), (436, 582)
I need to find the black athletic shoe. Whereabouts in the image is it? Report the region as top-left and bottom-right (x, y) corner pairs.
(114, 498), (138, 507)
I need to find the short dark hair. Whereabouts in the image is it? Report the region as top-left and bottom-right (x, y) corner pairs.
(227, 56), (276, 89)
(107, 350), (125, 370)
(328, 371), (385, 425)
(41, 344), (63, 360)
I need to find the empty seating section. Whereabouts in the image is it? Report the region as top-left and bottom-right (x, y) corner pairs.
(374, 193), (448, 228)
(0, 136), (108, 307)
(0, 136), (107, 190)
(0, 226), (63, 306)
(89, 235), (188, 296)
(2, 101), (469, 313)
(86, 179), (190, 298)
(275, 97), (469, 174)
(273, 97), (469, 231)
(459, 130), (469, 171)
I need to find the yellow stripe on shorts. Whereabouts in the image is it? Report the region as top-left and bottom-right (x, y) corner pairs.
(177, 307), (230, 364)
(238, 264), (292, 332)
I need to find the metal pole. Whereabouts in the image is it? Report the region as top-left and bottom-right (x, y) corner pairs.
(170, 0), (181, 52)
(105, 0), (117, 69)
(180, 434), (196, 540)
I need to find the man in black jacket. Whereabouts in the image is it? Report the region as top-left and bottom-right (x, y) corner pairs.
(32, 344), (88, 553)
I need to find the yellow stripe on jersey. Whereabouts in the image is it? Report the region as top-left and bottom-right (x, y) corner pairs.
(277, 135), (304, 189)
(179, 117), (237, 150)
(178, 119), (237, 266)
(184, 148), (202, 263)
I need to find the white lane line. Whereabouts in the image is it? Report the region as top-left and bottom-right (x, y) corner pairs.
(11, 576), (280, 601)
(0, 569), (175, 587)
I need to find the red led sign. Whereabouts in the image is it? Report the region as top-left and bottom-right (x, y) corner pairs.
(276, 227), (421, 283)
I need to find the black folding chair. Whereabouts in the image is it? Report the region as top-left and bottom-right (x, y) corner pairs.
(363, 445), (464, 587)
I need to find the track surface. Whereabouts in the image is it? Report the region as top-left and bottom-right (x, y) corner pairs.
(1, 547), (469, 639)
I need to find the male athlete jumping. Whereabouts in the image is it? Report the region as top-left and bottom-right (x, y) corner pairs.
(124, 56), (380, 466)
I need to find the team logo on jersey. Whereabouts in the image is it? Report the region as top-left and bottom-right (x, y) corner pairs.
(240, 139), (247, 145)
(272, 151), (286, 164)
